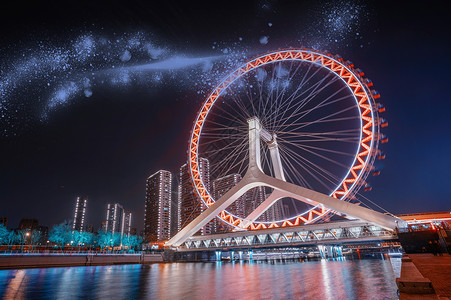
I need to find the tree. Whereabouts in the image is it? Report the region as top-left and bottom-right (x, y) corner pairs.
(49, 221), (71, 251)
(0, 224), (8, 245)
(16, 229), (30, 252)
(28, 230), (41, 251)
(4, 231), (17, 250)
(96, 231), (113, 250)
(83, 232), (94, 249)
(133, 235), (143, 250)
(72, 231), (94, 251)
(122, 234), (143, 251)
(112, 232), (121, 247)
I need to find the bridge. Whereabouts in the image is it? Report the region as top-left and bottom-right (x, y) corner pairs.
(178, 219), (396, 252)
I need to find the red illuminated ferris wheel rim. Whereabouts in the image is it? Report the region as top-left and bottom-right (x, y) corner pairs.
(189, 49), (379, 230)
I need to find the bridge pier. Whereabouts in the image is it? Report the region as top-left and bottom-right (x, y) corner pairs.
(319, 245), (343, 259)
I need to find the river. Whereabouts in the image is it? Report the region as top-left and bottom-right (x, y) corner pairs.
(0, 257), (400, 299)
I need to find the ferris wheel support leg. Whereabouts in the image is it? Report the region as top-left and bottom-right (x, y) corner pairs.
(257, 173), (407, 230)
(239, 190), (284, 229)
(240, 134), (287, 229)
(165, 178), (259, 248)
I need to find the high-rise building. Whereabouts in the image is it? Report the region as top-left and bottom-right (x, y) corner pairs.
(123, 211), (132, 236)
(213, 174), (246, 218)
(144, 170), (172, 242)
(106, 203), (124, 234)
(170, 187), (179, 238)
(176, 183), (182, 233)
(72, 196), (88, 232)
(179, 158), (215, 235)
(100, 221), (107, 232)
(245, 186), (268, 222)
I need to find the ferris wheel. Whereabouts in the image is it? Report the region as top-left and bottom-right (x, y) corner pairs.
(189, 49), (386, 230)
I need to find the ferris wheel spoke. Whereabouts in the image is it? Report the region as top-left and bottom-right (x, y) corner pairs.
(280, 103), (357, 135)
(209, 141), (249, 177)
(208, 102), (248, 127)
(261, 63), (279, 126)
(207, 136), (247, 159)
(279, 153), (312, 189)
(280, 60), (325, 111)
(199, 134), (245, 146)
(273, 116), (360, 129)
(219, 90), (252, 123)
(280, 147), (333, 191)
(280, 145), (341, 188)
(280, 140), (350, 169)
(245, 81), (259, 119)
(202, 119), (247, 131)
(276, 84), (350, 128)
(224, 84), (257, 119)
(269, 61), (299, 129)
(202, 124), (245, 132)
(282, 141), (357, 157)
(201, 132), (244, 139)
(278, 70), (337, 124)
(200, 142), (246, 156)
(274, 60), (318, 123)
(214, 152), (248, 180)
(276, 128), (360, 137)
(276, 88), (351, 125)
(216, 153), (248, 180)
(282, 145), (346, 184)
(279, 136), (359, 144)
(277, 135), (360, 144)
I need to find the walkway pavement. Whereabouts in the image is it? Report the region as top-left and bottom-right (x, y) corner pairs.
(409, 253), (451, 299)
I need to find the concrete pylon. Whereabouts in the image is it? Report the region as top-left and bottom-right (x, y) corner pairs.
(166, 117), (406, 248)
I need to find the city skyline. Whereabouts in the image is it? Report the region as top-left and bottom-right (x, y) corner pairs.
(1, 1), (450, 232)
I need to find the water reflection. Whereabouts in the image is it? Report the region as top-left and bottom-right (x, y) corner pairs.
(0, 258), (398, 299)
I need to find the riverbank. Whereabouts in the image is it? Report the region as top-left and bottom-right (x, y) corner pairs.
(396, 253), (451, 299)
(0, 253), (163, 269)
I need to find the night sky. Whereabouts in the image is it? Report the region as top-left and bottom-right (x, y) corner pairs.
(1, 1), (450, 231)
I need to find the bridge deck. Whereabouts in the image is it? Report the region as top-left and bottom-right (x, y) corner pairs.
(178, 219), (396, 251)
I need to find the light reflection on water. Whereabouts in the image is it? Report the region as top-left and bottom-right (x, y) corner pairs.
(0, 258), (398, 300)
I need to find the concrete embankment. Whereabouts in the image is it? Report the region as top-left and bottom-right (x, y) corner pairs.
(0, 253), (163, 269)
(396, 254), (451, 299)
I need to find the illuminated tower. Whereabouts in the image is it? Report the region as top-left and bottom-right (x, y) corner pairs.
(106, 203), (124, 234)
(72, 196), (87, 232)
(144, 170), (172, 242)
(123, 211), (132, 236)
(179, 158), (214, 235)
